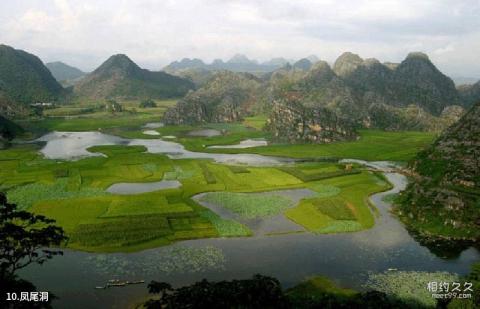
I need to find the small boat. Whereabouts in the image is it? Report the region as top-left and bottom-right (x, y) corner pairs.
(97, 279), (146, 289)
(387, 268), (398, 271)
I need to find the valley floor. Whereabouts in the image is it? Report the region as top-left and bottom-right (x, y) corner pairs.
(1, 101), (436, 252)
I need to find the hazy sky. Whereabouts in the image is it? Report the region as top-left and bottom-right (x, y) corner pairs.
(1, 0), (479, 77)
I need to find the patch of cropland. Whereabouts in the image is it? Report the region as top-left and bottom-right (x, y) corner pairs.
(285, 172), (389, 233)
(199, 129), (435, 162)
(1, 129), (391, 252)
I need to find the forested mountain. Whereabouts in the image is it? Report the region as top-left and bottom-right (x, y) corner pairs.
(0, 44), (64, 114)
(46, 61), (85, 84)
(398, 102), (480, 240)
(74, 54), (194, 100)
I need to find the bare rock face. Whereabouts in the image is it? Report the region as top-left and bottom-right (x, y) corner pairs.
(399, 102), (480, 240)
(367, 103), (465, 131)
(332, 52), (364, 77)
(266, 100), (357, 143)
(163, 71), (262, 125)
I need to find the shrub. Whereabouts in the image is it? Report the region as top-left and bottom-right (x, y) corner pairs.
(140, 99), (157, 108)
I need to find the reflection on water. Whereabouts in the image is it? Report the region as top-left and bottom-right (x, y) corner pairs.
(142, 130), (160, 136)
(106, 180), (181, 194)
(37, 131), (124, 160)
(37, 131), (287, 166)
(142, 122), (164, 129)
(188, 129), (222, 137)
(208, 138), (268, 149)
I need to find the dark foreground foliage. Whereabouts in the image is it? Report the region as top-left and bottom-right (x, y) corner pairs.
(0, 192), (67, 308)
(144, 274), (416, 309)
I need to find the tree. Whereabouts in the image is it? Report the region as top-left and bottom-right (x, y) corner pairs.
(0, 193), (67, 308)
(144, 274), (289, 309)
(105, 99), (123, 113)
(140, 99), (157, 108)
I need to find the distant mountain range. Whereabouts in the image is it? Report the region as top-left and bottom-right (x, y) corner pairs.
(0, 44), (64, 115)
(74, 54), (194, 100)
(2, 43), (480, 142)
(46, 61), (86, 85)
(163, 54), (319, 74)
(165, 51), (479, 141)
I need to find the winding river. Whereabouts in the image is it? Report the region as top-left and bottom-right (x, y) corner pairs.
(18, 132), (480, 308)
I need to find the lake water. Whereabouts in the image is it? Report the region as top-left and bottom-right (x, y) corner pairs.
(142, 122), (164, 129)
(106, 180), (181, 194)
(36, 131), (289, 166)
(208, 138), (268, 149)
(21, 135), (480, 308)
(187, 129), (222, 137)
(142, 130), (161, 136)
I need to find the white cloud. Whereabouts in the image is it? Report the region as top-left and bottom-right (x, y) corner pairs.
(0, 0), (478, 77)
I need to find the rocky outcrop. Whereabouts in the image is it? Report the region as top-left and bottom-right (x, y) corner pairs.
(332, 52), (364, 77)
(391, 52), (460, 115)
(267, 51), (464, 135)
(367, 103), (464, 131)
(334, 52), (460, 116)
(163, 71), (262, 125)
(266, 100), (357, 143)
(165, 51), (470, 140)
(458, 80), (480, 108)
(397, 102), (480, 240)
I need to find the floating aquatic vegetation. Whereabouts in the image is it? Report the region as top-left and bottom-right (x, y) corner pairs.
(7, 178), (106, 210)
(199, 192), (293, 219)
(364, 270), (460, 307)
(83, 246), (226, 277)
(200, 211), (252, 237)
